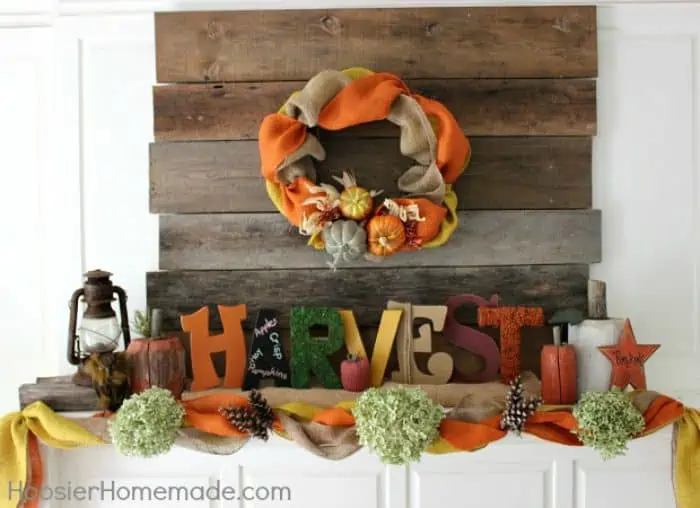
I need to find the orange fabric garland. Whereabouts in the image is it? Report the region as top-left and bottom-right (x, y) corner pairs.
(180, 392), (685, 452)
(25, 433), (42, 508)
(16, 393), (689, 508)
(182, 394), (251, 437)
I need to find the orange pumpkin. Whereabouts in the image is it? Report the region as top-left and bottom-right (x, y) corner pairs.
(367, 215), (406, 256)
(339, 186), (373, 221)
(541, 343), (577, 405)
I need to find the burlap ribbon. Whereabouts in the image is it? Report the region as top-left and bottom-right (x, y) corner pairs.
(259, 68), (470, 245)
(5, 392), (699, 508)
(181, 373), (541, 409)
(276, 70), (443, 204)
(277, 412), (360, 460)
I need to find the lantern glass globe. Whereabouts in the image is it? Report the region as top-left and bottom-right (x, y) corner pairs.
(79, 316), (121, 354)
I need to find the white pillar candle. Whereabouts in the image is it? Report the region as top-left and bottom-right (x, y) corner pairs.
(568, 319), (625, 398)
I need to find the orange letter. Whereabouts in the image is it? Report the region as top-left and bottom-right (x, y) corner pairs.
(478, 307), (544, 384)
(181, 305), (247, 391)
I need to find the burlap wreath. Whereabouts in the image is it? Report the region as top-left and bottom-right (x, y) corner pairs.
(259, 68), (470, 267)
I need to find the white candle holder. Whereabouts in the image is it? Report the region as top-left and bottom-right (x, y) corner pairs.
(568, 318), (625, 398)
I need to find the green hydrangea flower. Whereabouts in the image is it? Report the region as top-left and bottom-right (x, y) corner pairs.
(573, 389), (645, 460)
(352, 387), (443, 465)
(109, 387), (184, 458)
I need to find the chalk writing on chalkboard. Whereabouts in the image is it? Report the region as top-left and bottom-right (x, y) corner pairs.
(243, 309), (291, 389)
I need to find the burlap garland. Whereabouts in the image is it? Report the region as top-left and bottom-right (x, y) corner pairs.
(278, 69), (446, 204)
(277, 413), (361, 460)
(34, 386), (676, 463)
(181, 373), (541, 410)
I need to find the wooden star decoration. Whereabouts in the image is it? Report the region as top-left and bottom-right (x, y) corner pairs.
(598, 319), (660, 390)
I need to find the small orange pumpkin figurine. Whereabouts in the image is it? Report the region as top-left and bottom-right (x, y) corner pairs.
(367, 215), (406, 256)
(541, 309), (583, 405)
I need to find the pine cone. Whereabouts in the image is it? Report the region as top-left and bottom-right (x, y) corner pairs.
(500, 375), (542, 435)
(250, 390), (274, 425)
(248, 390), (274, 440)
(219, 405), (256, 433)
(220, 390), (275, 441)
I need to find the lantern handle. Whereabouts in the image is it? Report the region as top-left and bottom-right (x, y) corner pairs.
(113, 285), (131, 351)
(67, 288), (85, 365)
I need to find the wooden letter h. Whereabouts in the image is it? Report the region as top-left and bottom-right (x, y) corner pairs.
(181, 304), (247, 391)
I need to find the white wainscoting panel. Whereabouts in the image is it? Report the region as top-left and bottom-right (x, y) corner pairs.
(44, 438), (393, 508)
(53, 15), (158, 379)
(1, 0), (53, 15)
(573, 427), (675, 508)
(593, 5), (700, 400)
(0, 0), (696, 404)
(410, 440), (569, 508)
(37, 429), (678, 508)
(0, 27), (55, 412)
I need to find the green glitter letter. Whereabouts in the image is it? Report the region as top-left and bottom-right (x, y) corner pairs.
(290, 307), (344, 389)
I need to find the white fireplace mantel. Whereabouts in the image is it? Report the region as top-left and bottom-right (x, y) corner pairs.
(37, 414), (676, 508)
(2, 0), (700, 414)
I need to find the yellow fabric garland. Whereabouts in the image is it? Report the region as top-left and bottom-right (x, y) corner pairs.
(3, 401), (700, 508)
(674, 408), (700, 506)
(0, 402), (103, 508)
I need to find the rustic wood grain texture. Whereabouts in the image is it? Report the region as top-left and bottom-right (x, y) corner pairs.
(150, 136), (592, 213)
(155, 7), (597, 82)
(153, 79), (596, 141)
(147, 264), (589, 331)
(19, 376), (98, 411)
(159, 210), (601, 270)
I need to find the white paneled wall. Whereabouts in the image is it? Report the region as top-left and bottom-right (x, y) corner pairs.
(0, 1), (699, 414)
(0, 26), (55, 410)
(1, 3), (696, 508)
(593, 5), (700, 401)
(38, 425), (678, 508)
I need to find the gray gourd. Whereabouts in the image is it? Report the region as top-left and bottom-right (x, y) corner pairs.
(322, 220), (367, 269)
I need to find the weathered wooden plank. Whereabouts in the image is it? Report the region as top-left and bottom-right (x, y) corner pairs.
(147, 265), (589, 331)
(19, 376), (98, 411)
(153, 79), (596, 141)
(155, 8), (597, 82)
(150, 137), (592, 213)
(159, 210), (601, 270)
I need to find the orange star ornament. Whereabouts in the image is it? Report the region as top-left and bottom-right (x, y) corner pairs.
(598, 319), (660, 390)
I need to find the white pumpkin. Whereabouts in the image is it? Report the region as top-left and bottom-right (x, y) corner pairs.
(323, 220), (367, 268)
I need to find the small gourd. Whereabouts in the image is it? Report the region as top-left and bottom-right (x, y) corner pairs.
(367, 215), (406, 257)
(323, 220), (367, 268)
(333, 171), (380, 221)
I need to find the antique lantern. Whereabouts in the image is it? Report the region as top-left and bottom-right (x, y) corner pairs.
(67, 270), (131, 380)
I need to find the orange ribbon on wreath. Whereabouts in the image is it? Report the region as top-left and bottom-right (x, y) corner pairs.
(258, 70), (470, 247)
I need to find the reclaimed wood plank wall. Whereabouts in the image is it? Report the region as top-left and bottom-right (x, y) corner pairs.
(148, 7), (599, 376)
